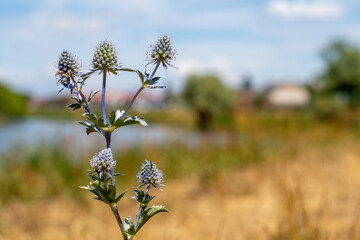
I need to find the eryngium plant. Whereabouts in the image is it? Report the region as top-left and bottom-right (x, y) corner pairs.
(54, 35), (176, 240)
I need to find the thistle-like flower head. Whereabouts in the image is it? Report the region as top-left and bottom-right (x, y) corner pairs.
(136, 160), (164, 189)
(90, 148), (116, 178)
(92, 40), (119, 72)
(147, 35), (177, 69)
(55, 50), (81, 89)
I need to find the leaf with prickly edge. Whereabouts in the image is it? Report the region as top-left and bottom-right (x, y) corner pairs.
(123, 116), (148, 127)
(114, 190), (127, 203)
(67, 103), (82, 110)
(132, 190), (155, 207)
(145, 77), (160, 86)
(80, 185), (105, 203)
(113, 116), (148, 128)
(135, 205), (168, 233)
(78, 121), (102, 135)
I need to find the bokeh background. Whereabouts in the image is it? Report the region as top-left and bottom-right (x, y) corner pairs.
(1, 0), (360, 239)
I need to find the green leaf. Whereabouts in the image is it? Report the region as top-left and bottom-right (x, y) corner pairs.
(135, 205), (168, 232)
(107, 185), (116, 202)
(145, 77), (161, 86)
(78, 121), (102, 135)
(114, 190), (127, 203)
(67, 103), (82, 110)
(83, 113), (107, 128)
(124, 216), (137, 236)
(124, 116), (148, 127)
(109, 110), (116, 125)
(86, 127), (98, 135)
(88, 90), (100, 102)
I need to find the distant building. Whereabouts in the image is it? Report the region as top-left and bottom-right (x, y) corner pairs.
(266, 84), (310, 108)
(236, 75), (256, 110)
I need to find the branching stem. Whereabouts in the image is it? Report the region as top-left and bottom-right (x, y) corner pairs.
(121, 62), (161, 118)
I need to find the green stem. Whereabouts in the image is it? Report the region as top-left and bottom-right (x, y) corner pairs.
(102, 70), (108, 125)
(110, 204), (128, 240)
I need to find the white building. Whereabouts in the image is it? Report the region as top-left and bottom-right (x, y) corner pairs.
(267, 84), (310, 108)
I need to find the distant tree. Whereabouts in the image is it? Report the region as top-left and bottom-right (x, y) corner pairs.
(319, 40), (360, 107)
(0, 83), (28, 117)
(183, 74), (234, 130)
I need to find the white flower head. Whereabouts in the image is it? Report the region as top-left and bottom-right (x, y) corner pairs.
(136, 160), (164, 189)
(90, 148), (116, 178)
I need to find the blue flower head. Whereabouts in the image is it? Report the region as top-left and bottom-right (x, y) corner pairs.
(136, 160), (164, 189)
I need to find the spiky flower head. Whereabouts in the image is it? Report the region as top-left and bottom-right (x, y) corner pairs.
(90, 148), (116, 178)
(137, 160), (164, 189)
(55, 50), (81, 89)
(147, 35), (176, 69)
(92, 40), (119, 71)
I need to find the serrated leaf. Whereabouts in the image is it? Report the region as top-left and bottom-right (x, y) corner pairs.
(124, 116), (148, 126)
(114, 190), (127, 203)
(146, 77), (160, 85)
(135, 205), (168, 232)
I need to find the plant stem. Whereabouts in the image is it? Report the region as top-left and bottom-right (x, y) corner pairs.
(121, 86), (144, 119)
(121, 62), (161, 118)
(149, 62), (160, 80)
(70, 74), (93, 114)
(110, 203), (128, 240)
(134, 186), (150, 228)
(102, 70), (108, 125)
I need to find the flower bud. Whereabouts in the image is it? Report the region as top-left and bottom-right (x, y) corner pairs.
(92, 40), (119, 71)
(55, 50), (81, 89)
(147, 35), (176, 67)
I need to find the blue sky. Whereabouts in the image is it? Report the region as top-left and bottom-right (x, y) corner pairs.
(1, 0), (360, 97)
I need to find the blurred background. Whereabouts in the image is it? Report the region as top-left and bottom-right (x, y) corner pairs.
(1, 0), (360, 239)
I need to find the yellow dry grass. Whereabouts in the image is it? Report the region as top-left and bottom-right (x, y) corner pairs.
(0, 133), (359, 240)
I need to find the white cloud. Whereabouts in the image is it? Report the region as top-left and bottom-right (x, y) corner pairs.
(268, 0), (345, 19)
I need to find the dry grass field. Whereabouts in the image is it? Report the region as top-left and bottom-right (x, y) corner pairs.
(1, 118), (359, 240)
